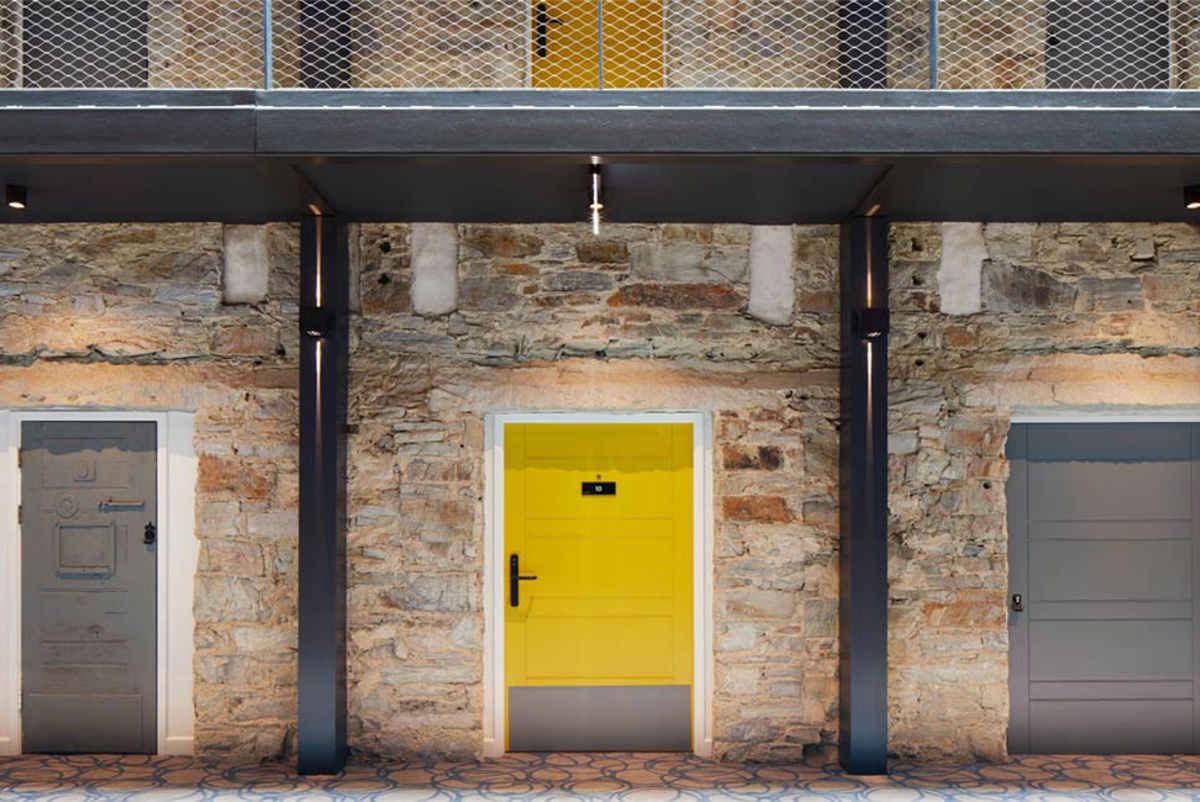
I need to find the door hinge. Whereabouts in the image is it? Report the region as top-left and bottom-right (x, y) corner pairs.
(17, 690), (21, 711)
(16, 504), (21, 525)
(16, 448), (21, 469)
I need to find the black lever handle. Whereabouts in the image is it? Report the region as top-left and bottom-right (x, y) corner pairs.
(144, 521), (157, 545)
(510, 553), (538, 607)
(535, 3), (564, 58)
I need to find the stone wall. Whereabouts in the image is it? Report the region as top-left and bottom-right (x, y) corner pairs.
(888, 221), (1200, 760)
(346, 223), (843, 761)
(0, 223), (300, 757)
(3, 219), (1198, 764)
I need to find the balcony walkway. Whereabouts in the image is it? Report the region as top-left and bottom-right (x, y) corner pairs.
(2, 752), (1200, 800)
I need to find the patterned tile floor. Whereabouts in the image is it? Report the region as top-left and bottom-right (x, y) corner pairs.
(2, 752), (1200, 801)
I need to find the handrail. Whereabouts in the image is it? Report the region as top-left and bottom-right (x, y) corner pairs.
(263, 0), (274, 90)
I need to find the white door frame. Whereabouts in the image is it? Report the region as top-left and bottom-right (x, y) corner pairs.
(0, 409), (197, 756)
(482, 411), (714, 758)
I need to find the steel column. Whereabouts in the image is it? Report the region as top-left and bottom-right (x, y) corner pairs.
(838, 215), (890, 775)
(297, 215), (350, 775)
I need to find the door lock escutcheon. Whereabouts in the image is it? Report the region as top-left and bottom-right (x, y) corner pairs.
(510, 553), (538, 607)
(144, 521), (157, 545)
(1011, 593), (1024, 612)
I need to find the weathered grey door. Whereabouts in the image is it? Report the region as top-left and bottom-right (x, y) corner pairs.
(1008, 422), (1200, 754)
(21, 421), (157, 754)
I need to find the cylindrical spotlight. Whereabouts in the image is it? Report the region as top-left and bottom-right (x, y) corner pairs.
(588, 162), (604, 235)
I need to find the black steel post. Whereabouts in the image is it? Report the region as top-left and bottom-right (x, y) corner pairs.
(838, 215), (890, 775)
(297, 215), (349, 775)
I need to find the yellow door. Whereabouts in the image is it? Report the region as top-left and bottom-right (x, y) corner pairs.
(504, 422), (693, 750)
(531, 1), (665, 88)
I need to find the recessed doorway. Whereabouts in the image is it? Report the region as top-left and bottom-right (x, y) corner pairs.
(483, 412), (713, 756)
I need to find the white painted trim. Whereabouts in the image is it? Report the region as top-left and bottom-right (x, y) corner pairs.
(482, 411), (714, 758)
(0, 409), (197, 756)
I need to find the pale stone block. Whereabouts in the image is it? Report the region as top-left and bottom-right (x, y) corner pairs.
(411, 223), (459, 317)
(630, 242), (749, 282)
(221, 225), (269, 305)
(937, 223), (987, 315)
(747, 226), (794, 326)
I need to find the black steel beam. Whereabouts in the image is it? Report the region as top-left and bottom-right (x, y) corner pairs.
(7, 89), (1200, 157)
(297, 215), (350, 775)
(838, 215), (890, 776)
(254, 104), (1200, 156)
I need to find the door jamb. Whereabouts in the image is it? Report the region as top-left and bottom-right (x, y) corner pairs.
(0, 409), (197, 756)
(482, 411), (714, 757)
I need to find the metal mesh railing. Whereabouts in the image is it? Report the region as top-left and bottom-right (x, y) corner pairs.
(266, 0), (931, 89)
(268, 0), (527, 88)
(936, 0), (1192, 89)
(0, 0), (265, 88)
(1, 1), (1198, 90)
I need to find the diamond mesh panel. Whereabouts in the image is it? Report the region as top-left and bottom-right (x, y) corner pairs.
(937, 0), (1193, 89)
(1, 1), (1196, 90)
(0, 0), (265, 88)
(270, 0), (931, 88)
(269, 0), (528, 88)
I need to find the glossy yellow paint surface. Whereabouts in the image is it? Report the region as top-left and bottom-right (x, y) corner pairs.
(531, 1), (664, 88)
(504, 423), (693, 744)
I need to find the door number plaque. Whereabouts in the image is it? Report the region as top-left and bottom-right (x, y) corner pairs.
(581, 481), (616, 496)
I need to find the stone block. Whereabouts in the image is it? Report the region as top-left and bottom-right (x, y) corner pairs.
(385, 574), (474, 613)
(576, 240), (629, 264)
(608, 282), (743, 309)
(937, 223), (987, 315)
(212, 325), (279, 356)
(461, 227), (543, 258)
(630, 241), (748, 283)
(411, 223), (459, 317)
(981, 261), (1075, 312)
(747, 226), (795, 325)
(723, 495), (795, 523)
(543, 271), (614, 293)
(195, 576), (269, 623)
(198, 454), (273, 500)
(723, 445), (784, 470)
(222, 225), (270, 305)
(1074, 276), (1143, 312)
(724, 589), (798, 620)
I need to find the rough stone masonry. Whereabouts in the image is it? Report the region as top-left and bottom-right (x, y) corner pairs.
(1, 220), (1198, 763)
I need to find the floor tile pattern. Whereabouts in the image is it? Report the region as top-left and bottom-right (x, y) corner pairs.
(2, 752), (1200, 800)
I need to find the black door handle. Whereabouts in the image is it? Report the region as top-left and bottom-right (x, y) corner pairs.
(1011, 593), (1024, 612)
(535, 2), (564, 58)
(510, 553), (538, 607)
(144, 521), (157, 545)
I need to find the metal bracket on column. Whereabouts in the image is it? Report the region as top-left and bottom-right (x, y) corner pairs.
(852, 307), (890, 340)
(839, 215), (890, 776)
(297, 215), (350, 775)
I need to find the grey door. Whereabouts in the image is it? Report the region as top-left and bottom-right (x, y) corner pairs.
(21, 421), (157, 754)
(1008, 422), (1200, 754)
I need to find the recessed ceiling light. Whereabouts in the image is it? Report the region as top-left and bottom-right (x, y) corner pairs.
(1185, 184), (1200, 210)
(5, 184), (27, 210)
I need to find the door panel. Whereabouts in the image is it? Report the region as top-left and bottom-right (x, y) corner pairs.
(1008, 422), (1200, 754)
(21, 421), (157, 754)
(1029, 700), (1192, 754)
(531, 0), (664, 88)
(505, 422), (692, 750)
